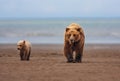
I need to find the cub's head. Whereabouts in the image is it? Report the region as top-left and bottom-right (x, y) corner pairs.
(17, 40), (25, 50)
(65, 28), (81, 44)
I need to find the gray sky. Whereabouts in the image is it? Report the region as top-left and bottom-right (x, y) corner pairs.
(0, 0), (120, 18)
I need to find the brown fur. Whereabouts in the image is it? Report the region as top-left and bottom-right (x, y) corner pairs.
(17, 40), (31, 61)
(64, 23), (85, 63)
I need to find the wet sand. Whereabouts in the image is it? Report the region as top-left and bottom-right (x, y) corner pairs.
(0, 44), (120, 81)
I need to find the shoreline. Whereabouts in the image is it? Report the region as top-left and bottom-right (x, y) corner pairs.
(1, 43), (120, 49)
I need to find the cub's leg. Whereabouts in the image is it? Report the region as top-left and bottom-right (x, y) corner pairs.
(20, 51), (24, 60)
(27, 50), (31, 61)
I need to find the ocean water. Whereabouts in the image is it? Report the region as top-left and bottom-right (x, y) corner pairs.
(0, 18), (120, 44)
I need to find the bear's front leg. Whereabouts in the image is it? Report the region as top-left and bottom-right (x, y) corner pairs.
(67, 53), (73, 63)
(64, 48), (73, 63)
(75, 48), (83, 62)
(24, 51), (28, 60)
(27, 50), (31, 61)
(75, 50), (83, 63)
(75, 53), (82, 63)
(20, 51), (24, 60)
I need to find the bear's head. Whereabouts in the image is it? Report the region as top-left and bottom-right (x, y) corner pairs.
(17, 40), (25, 50)
(65, 28), (81, 44)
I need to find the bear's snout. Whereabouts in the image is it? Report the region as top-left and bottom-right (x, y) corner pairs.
(70, 39), (75, 43)
(17, 48), (20, 50)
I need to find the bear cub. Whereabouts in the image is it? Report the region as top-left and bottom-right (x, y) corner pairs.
(17, 40), (31, 61)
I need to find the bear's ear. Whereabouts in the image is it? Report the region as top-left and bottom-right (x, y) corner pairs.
(76, 28), (81, 32)
(23, 40), (25, 44)
(66, 28), (70, 32)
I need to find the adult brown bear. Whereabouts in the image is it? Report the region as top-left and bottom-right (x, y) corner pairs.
(64, 23), (85, 63)
(17, 40), (31, 61)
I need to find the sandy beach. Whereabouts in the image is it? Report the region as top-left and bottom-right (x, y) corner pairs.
(0, 44), (120, 81)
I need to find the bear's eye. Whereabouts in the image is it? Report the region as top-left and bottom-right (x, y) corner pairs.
(19, 45), (22, 47)
(73, 34), (76, 37)
(68, 34), (71, 36)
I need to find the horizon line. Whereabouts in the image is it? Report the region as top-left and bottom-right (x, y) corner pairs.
(0, 17), (120, 20)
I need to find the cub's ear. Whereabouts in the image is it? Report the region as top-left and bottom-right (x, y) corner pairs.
(76, 28), (81, 32)
(66, 28), (70, 32)
(23, 40), (25, 44)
